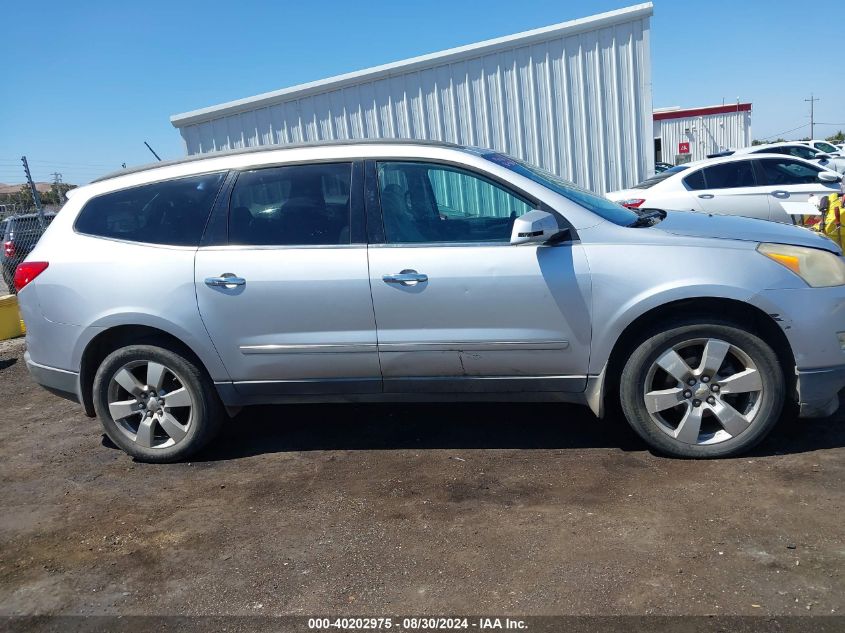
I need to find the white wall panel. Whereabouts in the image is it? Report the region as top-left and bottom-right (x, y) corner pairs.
(656, 108), (752, 163)
(171, 4), (654, 193)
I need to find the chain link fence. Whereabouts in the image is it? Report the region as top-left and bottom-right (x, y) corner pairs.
(1, 209), (55, 296)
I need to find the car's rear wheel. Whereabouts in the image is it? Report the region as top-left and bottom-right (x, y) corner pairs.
(93, 344), (223, 463)
(620, 321), (784, 458)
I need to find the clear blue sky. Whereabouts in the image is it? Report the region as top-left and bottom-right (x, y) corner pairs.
(1, 0), (843, 185)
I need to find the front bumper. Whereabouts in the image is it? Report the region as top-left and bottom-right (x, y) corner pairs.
(24, 350), (81, 404)
(796, 364), (845, 418)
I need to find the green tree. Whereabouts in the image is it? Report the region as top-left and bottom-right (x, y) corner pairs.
(826, 130), (844, 143)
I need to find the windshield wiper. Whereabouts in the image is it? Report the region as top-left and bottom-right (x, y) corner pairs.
(629, 209), (666, 227)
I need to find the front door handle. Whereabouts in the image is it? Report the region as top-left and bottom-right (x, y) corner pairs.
(697, 194), (714, 199)
(205, 273), (246, 288)
(383, 269), (428, 286)
(771, 190), (790, 198)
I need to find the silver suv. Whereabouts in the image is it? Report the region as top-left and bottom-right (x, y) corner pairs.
(17, 140), (845, 462)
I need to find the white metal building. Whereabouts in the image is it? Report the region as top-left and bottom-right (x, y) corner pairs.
(170, 3), (654, 193)
(653, 103), (752, 165)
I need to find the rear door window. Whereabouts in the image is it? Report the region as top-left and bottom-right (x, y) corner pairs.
(783, 145), (818, 160)
(700, 161), (756, 189)
(75, 173), (225, 246)
(228, 163), (352, 246)
(756, 158), (822, 185)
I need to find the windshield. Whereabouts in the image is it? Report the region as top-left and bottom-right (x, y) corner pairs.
(631, 165), (689, 189)
(477, 151), (638, 226)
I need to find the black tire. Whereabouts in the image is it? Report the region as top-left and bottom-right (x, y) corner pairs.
(620, 319), (784, 458)
(93, 344), (223, 463)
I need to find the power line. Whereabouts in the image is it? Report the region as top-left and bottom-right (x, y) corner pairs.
(758, 122), (808, 141)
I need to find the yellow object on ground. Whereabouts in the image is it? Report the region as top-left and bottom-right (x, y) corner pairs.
(0, 294), (24, 340)
(822, 193), (844, 249)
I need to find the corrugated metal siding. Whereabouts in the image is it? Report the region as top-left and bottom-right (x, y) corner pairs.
(173, 4), (653, 193)
(656, 109), (752, 163)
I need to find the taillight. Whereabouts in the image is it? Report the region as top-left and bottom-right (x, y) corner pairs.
(619, 198), (646, 209)
(3, 240), (14, 258)
(14, 261), (49, 293)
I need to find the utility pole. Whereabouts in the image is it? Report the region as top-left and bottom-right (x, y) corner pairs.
(21, 156), (46, 227)
(805, 93), (819, 139)
(50, 171), (64, 205)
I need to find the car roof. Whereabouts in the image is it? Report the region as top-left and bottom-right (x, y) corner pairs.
(651, 152), (828, 183)
(92, 138), (465, 184)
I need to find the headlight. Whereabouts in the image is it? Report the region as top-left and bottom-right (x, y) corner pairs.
(757, 243), (845, 287)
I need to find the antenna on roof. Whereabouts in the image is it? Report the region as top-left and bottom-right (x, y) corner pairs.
(144, 141), (162, 162)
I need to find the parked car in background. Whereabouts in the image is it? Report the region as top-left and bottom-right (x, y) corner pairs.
(796, 139), (842, 157)
(2, 212), (55, 293)
(606, 153), (843, 222)
(16, 140), (845, 463)
(654, 162), (674, 173)
(733, 142), (845, 175)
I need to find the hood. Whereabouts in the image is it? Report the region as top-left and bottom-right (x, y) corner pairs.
(653, 210), (841, 254)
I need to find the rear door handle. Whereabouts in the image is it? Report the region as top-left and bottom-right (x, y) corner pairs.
(205, 274), (246, 288)
(697, 194), (714, 199)
(383, 269), (428, 286)
(771, 190), (790, 198)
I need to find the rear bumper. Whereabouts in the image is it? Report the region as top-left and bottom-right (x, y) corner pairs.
(796, 364), (845, 418)
(24, 350), (81, 404)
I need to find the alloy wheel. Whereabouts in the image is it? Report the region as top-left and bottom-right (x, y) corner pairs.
(643, 338), (764, 445)
(106, 360), (195, 449)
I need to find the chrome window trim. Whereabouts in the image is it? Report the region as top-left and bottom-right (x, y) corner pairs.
(197, 243), (367, 251)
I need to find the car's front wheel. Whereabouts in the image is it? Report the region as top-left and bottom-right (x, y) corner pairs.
(620, 320), (784, 458)
(93, 344), (223, 463)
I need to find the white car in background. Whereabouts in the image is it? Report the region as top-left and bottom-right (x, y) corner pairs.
(713, 142), (845, 175)
(796, 139), (842, 157)
(606, 153), (843, 223)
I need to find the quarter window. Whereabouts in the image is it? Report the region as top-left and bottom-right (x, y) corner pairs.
(75, 173), (225, 246)
(377, 162), (532, 244)
(228, 163), (351, 246)
(682, 170), (706, 190)
(757, 158), (822, 185)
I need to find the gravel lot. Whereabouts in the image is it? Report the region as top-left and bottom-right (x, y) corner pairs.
(1, 336), (843, 620)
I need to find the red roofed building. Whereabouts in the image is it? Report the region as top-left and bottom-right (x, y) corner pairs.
(653, 102), (752, 166)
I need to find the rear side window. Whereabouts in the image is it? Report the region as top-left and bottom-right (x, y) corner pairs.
(10, 216), (52, 233)
(682, 170), (706, 190)
(75, 173), (225, 246)
(228, 163), (351, 246)
(757, 158), (821, 185)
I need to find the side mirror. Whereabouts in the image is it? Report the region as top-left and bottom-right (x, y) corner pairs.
(815, 153), (831, 160)
(510, 210), (565, 245)
(818, 171), (843, 183)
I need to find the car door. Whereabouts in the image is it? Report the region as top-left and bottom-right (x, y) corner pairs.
(685, 159), (772, 220)
(365, 160), (592, 394)
(755, 157), (841, 223)
(195, 161), (381, 397)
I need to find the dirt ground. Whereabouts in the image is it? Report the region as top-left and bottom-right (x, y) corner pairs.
(1, 336), (843, 620)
